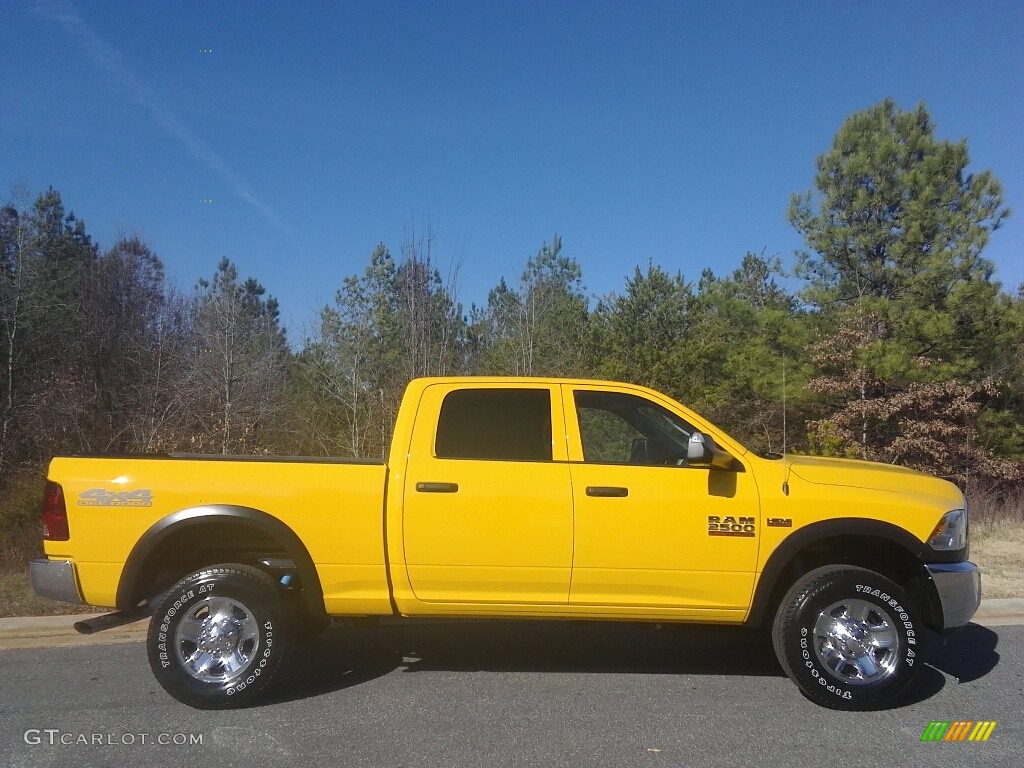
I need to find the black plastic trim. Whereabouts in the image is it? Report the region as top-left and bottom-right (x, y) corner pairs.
(585, 486), (629, 497)
(920, 544), (969, 564)
(380, 468), (400, 616)
(116, 505), (326, 621)
(415, 482), (459, 493)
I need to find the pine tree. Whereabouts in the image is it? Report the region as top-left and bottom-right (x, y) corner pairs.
(790, 100), (1018, 482)
(471, 236), (591, 376)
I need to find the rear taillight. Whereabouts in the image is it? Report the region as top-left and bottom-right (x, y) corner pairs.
(42, 480), (70, 541)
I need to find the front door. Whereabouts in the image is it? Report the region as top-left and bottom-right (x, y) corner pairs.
(564, 386), (760, 614)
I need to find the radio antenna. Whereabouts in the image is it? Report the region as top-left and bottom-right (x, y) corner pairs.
(782, 353), (787, 455)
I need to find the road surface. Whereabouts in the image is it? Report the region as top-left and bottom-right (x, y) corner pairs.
(1, 619), (1020, 767)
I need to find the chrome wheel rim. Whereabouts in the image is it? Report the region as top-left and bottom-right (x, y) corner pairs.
(173, 596), (260, 684)
(812, 598), (899, 686)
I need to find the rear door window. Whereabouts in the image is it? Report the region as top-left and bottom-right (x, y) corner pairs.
(435, 388), (553, 461)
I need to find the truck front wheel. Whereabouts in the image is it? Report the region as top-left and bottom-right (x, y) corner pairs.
(772, 565), (922, 710)
(146, 564), (291, 708)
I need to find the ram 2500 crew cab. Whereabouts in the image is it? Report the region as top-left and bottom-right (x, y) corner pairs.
(30, 377), (980, 709)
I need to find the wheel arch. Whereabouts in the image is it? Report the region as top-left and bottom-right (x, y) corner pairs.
(116, 505), (326, 622)
(747, 518), (942, 630)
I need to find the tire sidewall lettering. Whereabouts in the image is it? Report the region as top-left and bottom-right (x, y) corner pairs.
(146, 566), (289, 708)
(855, 583), (918, 663)
(780, 568), (921, 709)
(800, 582), (917, 700)
(160, 589), (197, 626)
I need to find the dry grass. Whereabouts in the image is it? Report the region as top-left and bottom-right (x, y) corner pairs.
(971, 521), (1024, 599)
(967, 482), (1024, 598)
(0, 569), (103, 618)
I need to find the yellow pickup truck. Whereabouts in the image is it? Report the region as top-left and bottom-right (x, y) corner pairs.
(30, 377), (979, 710)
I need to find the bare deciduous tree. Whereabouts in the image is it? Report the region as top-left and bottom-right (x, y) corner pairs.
(190, 258), (288, 454)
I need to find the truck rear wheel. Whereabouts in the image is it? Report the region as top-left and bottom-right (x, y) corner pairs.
(772, 565), (922, 710)
(146, 564), (291, 708)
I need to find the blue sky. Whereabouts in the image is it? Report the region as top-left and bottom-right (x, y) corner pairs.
(2, 0), (1022, 338)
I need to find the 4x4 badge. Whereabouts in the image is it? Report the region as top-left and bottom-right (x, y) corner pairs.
(78, 489), (153, 507)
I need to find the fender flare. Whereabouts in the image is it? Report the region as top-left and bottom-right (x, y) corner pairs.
(746, 517), (935, 627)
(116, 504), (325, 620)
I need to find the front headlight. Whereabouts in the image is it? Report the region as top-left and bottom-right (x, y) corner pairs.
(928, 508), (967, 551)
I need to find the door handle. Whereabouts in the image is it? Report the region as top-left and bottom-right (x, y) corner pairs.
(416, 482), (459, 493)
(586, 486), (629, 497)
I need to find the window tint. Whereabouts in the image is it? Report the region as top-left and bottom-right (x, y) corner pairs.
(577, 407), (644, 462)
(574, 390), (695, 465)
(435, 389), (552, 461)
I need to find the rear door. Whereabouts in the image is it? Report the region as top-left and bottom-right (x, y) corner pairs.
(402, 383), (574, 604)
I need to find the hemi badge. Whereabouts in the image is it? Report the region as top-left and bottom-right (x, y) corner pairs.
(767, 518), (792, 528)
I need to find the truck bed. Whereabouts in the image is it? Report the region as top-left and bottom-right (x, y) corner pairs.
(46, 454), (393, 614)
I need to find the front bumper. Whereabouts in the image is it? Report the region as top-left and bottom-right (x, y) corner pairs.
(926, 561), (981, 631)
(29, 558), (83, 605)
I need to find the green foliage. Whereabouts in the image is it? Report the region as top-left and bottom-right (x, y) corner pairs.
(791, 99), (1009, 307)
(303, 236), (465, 457)
(1, 188), (99, 469)
(792, 99), (1020, 482)
(686, 254), (809, 453)
(790, 99), (1011, 378)
(470, 235), (591, 376)
(593, 261), (692, 394)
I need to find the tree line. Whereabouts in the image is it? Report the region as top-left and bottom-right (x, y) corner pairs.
(2, 99), (1022, 559)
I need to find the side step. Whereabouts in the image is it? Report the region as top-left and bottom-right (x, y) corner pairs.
(74, 604), (152, 635)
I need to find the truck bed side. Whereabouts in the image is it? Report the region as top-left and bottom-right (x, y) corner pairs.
(45, 455), (393, 615)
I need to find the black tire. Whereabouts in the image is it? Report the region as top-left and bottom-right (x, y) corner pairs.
(772, 565), (922, 710)
(146, 564), (291, 709)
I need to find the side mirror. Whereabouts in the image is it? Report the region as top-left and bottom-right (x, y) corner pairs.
(687, 432), (737, 471)
(687, 432), (712, 463)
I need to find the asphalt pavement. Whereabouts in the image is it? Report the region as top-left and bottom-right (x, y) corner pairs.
(0, 613), (1021, 768)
